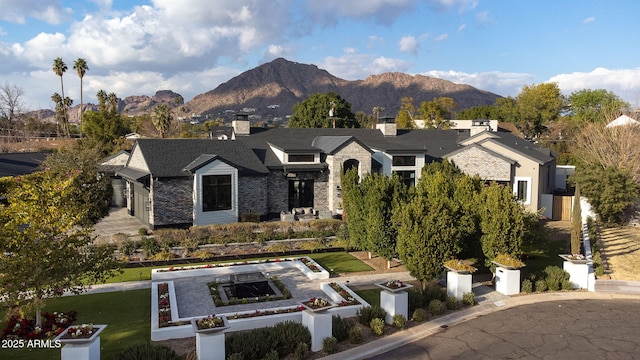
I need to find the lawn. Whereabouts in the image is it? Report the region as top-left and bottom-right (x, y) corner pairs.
(104, 251), (373, 284)
(354, 288), (381, 307)
(0, 289), (150, 360)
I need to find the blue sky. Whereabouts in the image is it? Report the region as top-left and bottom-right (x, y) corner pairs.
(2, 0), (640, 111)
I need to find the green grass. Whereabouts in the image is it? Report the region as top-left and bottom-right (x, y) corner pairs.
(0, 289), (150, 360)
(354, 288), (381, 307)
(521, 238), (566, 279)
(102, 251), (374, 284)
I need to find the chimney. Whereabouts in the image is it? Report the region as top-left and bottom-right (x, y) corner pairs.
(232, 113), (250, 136)
(376, 117), (397, 136)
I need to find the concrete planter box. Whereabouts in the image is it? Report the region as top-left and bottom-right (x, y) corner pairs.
(380, 290), (409, 325)
(321, 282), (368, 318)
(495, 267), (520, 295)
(226, 311), (302, 332)
(563, 261), (591, 289)
(294, 258), (330, 280)
(446, 271), (472, 300)
(56, 325), (107, 360)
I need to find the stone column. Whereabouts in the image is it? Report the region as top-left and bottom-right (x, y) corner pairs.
(57, 325), (107, 360)
(195, 331), (226, 360)
(563, 261), (590, 289)
(495, 267), (520, 295)
(447, 271), (472, 300)
(301, 310), (332, 352)
(380, 290), (409, 325)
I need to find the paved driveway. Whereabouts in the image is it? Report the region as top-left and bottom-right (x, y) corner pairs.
(368, 299), (640, 359)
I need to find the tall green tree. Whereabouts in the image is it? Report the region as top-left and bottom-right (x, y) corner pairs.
(570, 185), (582, 254)
(418, 97), (457, 128)
(52, 58), (69, 137)
(51, 92), (73, 137)
(395, 96), (416, 129)
(478, 182), (527, 268)
(342, 168), (367, 251)
(516, 83), (564, 138)
(0, 170), (120, 327)
(288, 92), (356, 128)
(152, 103), (173, 138)
(73, 58), (89, 132)
(568, 89), (629, 123)
(456, 105), (500, 120)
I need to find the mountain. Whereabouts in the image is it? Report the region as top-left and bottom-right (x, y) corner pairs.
(183, 58), (502, 120)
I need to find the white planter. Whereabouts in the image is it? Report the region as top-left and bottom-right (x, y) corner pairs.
(55, 325), (107, 360)
(380, 290), (409, 325)
(302, 310), (332, 352)
(446, 271), (472, 300)
(195, 331), (226, 360)
(495, 267), (520, 295)
(563, 261), (590, 289)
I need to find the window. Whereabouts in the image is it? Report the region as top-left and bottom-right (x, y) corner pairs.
(513, 177), (531, 205)
(392, 156), (416, 166)
(288, 154), (315, 163)
(202, 175), (232, 211)
(394, 171), (415, 187)
(289, 180), (314, 209)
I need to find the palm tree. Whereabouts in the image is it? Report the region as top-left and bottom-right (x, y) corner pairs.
(96, 90), (108, 112)
(73, 58), (88, 133)
(52, 58), (68, 136)
(107, 92), (118, 113)
(152, 103), (173, 138)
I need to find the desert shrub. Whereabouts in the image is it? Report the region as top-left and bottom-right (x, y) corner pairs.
(595, 265), (605, 277)
(226, 321), (310, 359)
(226, 354), (244, 360)
(308, 219), (343, 232)
(332, 315), (349, 342)
(298, 239), (326, 252)
(561, 279), (575, 290)
(322, 336), (338, 354)
(180, 237), (199, 257)
(113, 343), (180, 360)
(445, 296), (459, 310)
(348, 325), (363, 344)
(151, 250), (175, 261)
(535, 279), (548, 292)
(407, 288), (425, 313)
(370, 318), (385, 336)
(118, 238), (138, 256)
(424, 283), (446, 302)
(140, 237), (160, 258)
(240, 212), (260, 222)
(411, 308), (427, 322)
(138, 227), (148, 236)
(191, 249), (214, 260)
(357, 305), (386, 325)
(392, 314), (406, 329)
(521, 279), (533, 293)
(428, 299), (444, 316)
(112, 232), (129, 243)
(293, 342), (309, 360)
(266, 243), (291, 253)
(544, 266), (570, 291)
(462, 292), (475, 306)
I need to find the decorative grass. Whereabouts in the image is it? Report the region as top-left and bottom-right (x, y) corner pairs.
(0, 289), (150, 360)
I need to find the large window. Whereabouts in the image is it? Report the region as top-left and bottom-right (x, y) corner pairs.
(392, 155), (416, 166)
(202, 175), (232, 211)
(394, 170), (415, 187)
(288, 154), (315, 163)
(289, 179), (314, 209)
(513, 177), (531, 205)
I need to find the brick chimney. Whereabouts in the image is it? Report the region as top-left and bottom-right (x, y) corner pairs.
(232, 113), (250, 136)
(376, 117), (397, 136)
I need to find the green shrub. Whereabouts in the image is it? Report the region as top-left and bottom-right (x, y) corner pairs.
(428, 299), (444, 316)
(535, 279), (548, 292)
(424, 284), (446, 302)
(544, 266), (570, 291)
(322, 336), (338, 354)
(241, 212), (261, 222)
(151, 250), (175, 261)
(357, 305), (386, 325)
(445, 296), (459, 310)
(140, 237), (160, 258)
(263, 349), (279, 360)
(392, 314), (406, 329)
(370, 318), (385, 336)
(521, 279), (533, 293)
(595, 264), (605, 277)
(462, 292), (475, 306)
(561, 279), (575, 290)
(191, 249), (214, 260)
(411, 308), (427, 322)
(225, 321), (310, 359)
(407, 288), (425, 313)
(227, 353), (244, 360)
(293, 342), (309, 360)
(113, 343), (180, 360)
(138, 227), (148, 236)
(298, 239), (326, 252)
(348, 325), (363, 344)
(267, 243), (291, 253)
(332, 315), (349, 342)
(118, 238), (137, 256)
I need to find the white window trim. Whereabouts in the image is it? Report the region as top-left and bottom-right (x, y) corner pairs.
(513, 176), (532, 205)
(285, 153), (320, 164)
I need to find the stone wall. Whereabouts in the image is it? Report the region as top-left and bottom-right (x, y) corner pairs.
(238, 175), (268, 216)
(448, 146), (511, 181)
(152, 177), (193, 227)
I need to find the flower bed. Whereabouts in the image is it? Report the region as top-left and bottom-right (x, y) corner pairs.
(156, 258), (295, 273)
(328, 282), (361, 306)
(1, 311), (77, 340)
(299, 257), (320, 272)
(59, 323), (98, 339)
(158, 282), (172, 327)
(376, 280), (413, 293)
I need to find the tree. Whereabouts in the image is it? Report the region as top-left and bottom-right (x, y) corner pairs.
(418, 97), (457, 129)
(570, 185), (582, 254)
(456, 105), (500, 120)
(73, 58), (89, 132)
(355, 111), (375, 129)
(395, 97), (416, 129)
(107, 92), (119, 113)
(51, 92), (73, 137)
(152, 103), (173, 138)
(288, 92), (356, 128)
(52, 58), (69, 137)
(478, 182), (528, 268)
(0, 170), (120, 327)
(372, 106), (385, 122)
(0, 82), (26, 137)
(516, 83), (564, 138)
(567, 89), (629, 123)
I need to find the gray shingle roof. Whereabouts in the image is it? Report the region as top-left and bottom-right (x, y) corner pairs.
(133, 139), (269, 177)
(0, 152), (48, 177)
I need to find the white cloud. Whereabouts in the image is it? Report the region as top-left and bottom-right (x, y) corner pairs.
(398, 35), (418, 54)
(583, 16), (596, 24)
(548, 67), (640, 106)
(320, 51), (411, 80)
(429, 0), (478, 12)
(304, 0), (417, 25)
(422, 69), (535, 97)
(0, 0), (72, 24)
(476, 11), (494, 26)
(457, 24), (466, 31)
(434, 33), (449, 41)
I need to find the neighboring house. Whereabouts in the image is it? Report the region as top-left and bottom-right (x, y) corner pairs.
(444, 131), (556, 213)
(605, 114), (640, 128)
(0, 152), (48, 177)
(98, 150), (131, 207)
(116, 117), (557, 228)
(414, 119), (499, 136)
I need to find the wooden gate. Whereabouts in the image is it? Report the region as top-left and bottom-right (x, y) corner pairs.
(552, 195), (573, 220)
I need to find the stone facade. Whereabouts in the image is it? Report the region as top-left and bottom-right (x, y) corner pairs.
(152, 177), (193, 227)
(448, 146), (511, 182)
(326, 141), (372, 211)
(238, 175), (268, 216)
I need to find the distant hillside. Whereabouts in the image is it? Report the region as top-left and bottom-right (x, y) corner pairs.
(184, 58), (502, 120)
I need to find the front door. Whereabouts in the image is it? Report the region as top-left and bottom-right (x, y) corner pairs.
(288, 179), (314, 209)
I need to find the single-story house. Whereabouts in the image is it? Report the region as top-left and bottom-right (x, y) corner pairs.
(116, 117), (556, 228)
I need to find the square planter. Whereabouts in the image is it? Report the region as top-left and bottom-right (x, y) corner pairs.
(300, 298), (336, 313)
(380, 290), (409, 325)
(55, 324), (107, 360)
(563, 261), (590, 289)
(446, 271), (472, 300)
(494, 267), (520, 295)
(375, 281), (413, 293)
(191, 315), (230, 334)
(192, 316), (229, 360)
(302, 310), (332, 352)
